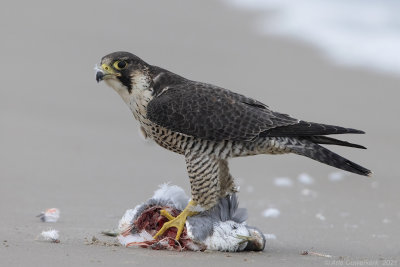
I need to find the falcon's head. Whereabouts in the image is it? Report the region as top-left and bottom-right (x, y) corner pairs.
(96, 51), (152, 102)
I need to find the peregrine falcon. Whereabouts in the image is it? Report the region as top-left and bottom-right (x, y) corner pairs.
(95, 51), (371, 241)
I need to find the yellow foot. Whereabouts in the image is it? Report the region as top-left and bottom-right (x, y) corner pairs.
(153, 200), (199, 241)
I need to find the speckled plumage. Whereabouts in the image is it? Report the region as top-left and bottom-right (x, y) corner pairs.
(96, 51), (371, 212)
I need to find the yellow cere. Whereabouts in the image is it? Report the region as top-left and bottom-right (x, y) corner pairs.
(101, 63), (112, 72)
(101, 63), (121, 76)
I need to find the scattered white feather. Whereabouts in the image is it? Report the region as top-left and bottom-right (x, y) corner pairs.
(38, 208), (60, 222)
(297, 173), (314, 185)
(301, 188), (318, 198)
(328, 172), (346, 182)
(273, 177), (293, 187)
(262, 208), (280, 218)
(41, 229), (60, 242)
(264, 233), (277, 240)
(315, 213), (326, 221)
(382, 218), (391, 224)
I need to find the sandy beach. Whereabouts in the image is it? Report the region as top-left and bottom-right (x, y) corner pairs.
(0, 1), (399, 266)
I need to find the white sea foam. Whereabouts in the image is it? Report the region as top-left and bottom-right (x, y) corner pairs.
(225, 0), (400, 75)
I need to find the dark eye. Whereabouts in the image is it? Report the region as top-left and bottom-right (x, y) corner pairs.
(113, 60), (127, 70)
(118, 61), (126, 69)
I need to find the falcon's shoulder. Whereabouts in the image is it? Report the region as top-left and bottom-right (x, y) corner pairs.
(146, 79), (298, 141)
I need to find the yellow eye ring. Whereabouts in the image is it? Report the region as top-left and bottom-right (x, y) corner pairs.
(113, 60), (127, 70)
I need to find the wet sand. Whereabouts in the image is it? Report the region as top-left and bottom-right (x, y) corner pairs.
(0, 1), (399, 266)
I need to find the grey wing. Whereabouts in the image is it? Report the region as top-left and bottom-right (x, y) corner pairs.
(146, 82), (299, 141)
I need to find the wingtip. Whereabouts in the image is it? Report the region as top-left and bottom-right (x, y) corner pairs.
(354, 144), (367, 149)
(349, 129), (365, 134)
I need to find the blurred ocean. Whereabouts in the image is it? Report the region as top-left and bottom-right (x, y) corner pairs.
(225, 0), (400, 75)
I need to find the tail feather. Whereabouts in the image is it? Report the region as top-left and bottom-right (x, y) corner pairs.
(290, 140), (372, 176)
(302, 136), (366, 149)
(262, 121), (365, 137)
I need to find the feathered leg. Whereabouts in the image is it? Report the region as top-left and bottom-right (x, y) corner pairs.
(218, 159), (237, 197)
(153, 152), (221, 241)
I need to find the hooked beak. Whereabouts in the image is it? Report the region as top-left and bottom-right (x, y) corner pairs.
(95, 63), (120, 83)
(96, 71), (104, 83)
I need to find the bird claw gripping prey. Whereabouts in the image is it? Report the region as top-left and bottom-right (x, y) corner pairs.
(153, 200), (199, 241)
(117, 184), (266, 252)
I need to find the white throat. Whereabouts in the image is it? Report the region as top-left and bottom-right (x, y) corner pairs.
(104, 74), (153, 119)
(105, 79), (133, 105)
